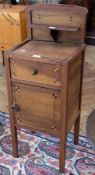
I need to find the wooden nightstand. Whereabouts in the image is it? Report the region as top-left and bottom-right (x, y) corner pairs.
(4, 4), (88, 173)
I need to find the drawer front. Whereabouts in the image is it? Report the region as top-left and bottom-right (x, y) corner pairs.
(32, 10), (81, 26)
(12, 83), (61, 133)
(10, 60), (61, 87)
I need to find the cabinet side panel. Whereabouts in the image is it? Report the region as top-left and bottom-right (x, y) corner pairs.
(67, 53), (83, 131)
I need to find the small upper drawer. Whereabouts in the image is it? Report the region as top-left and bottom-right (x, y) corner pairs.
(10, 60), (61, 87)
(32, 10), (81, 27)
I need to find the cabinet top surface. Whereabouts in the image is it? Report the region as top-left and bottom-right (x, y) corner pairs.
(9, 40), (84, 64)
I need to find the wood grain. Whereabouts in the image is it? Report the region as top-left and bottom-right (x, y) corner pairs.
(4, 4), (88, 173)
(0, 5), (27, 51)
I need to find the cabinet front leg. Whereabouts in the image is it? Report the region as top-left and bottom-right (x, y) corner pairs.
(11, 125), (18, 158)
(74, 115), (80, 145)
(59, 64), (68, 173)
(59, 133), (67, 173)
(4, 55), (18, 158)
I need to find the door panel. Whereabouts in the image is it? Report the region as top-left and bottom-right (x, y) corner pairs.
(12, 83), (61, 132)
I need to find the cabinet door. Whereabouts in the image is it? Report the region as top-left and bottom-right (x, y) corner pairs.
(0, 12), (21, 47)
(12, 83), (61, 133)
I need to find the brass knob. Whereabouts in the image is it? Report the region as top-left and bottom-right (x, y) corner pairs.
(32, 69), (38, 75)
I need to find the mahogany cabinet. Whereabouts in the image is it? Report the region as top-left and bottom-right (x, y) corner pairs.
(0, 5), (27, 50)
(4, 4), (88, 173)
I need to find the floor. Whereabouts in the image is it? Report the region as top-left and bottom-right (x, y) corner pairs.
(0, 45), (95, 136)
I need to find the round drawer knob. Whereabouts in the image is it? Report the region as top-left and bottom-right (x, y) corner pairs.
(32, 69), (38, 75)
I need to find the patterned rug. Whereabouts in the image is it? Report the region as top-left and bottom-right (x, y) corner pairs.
(0, 112), (95, 175)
